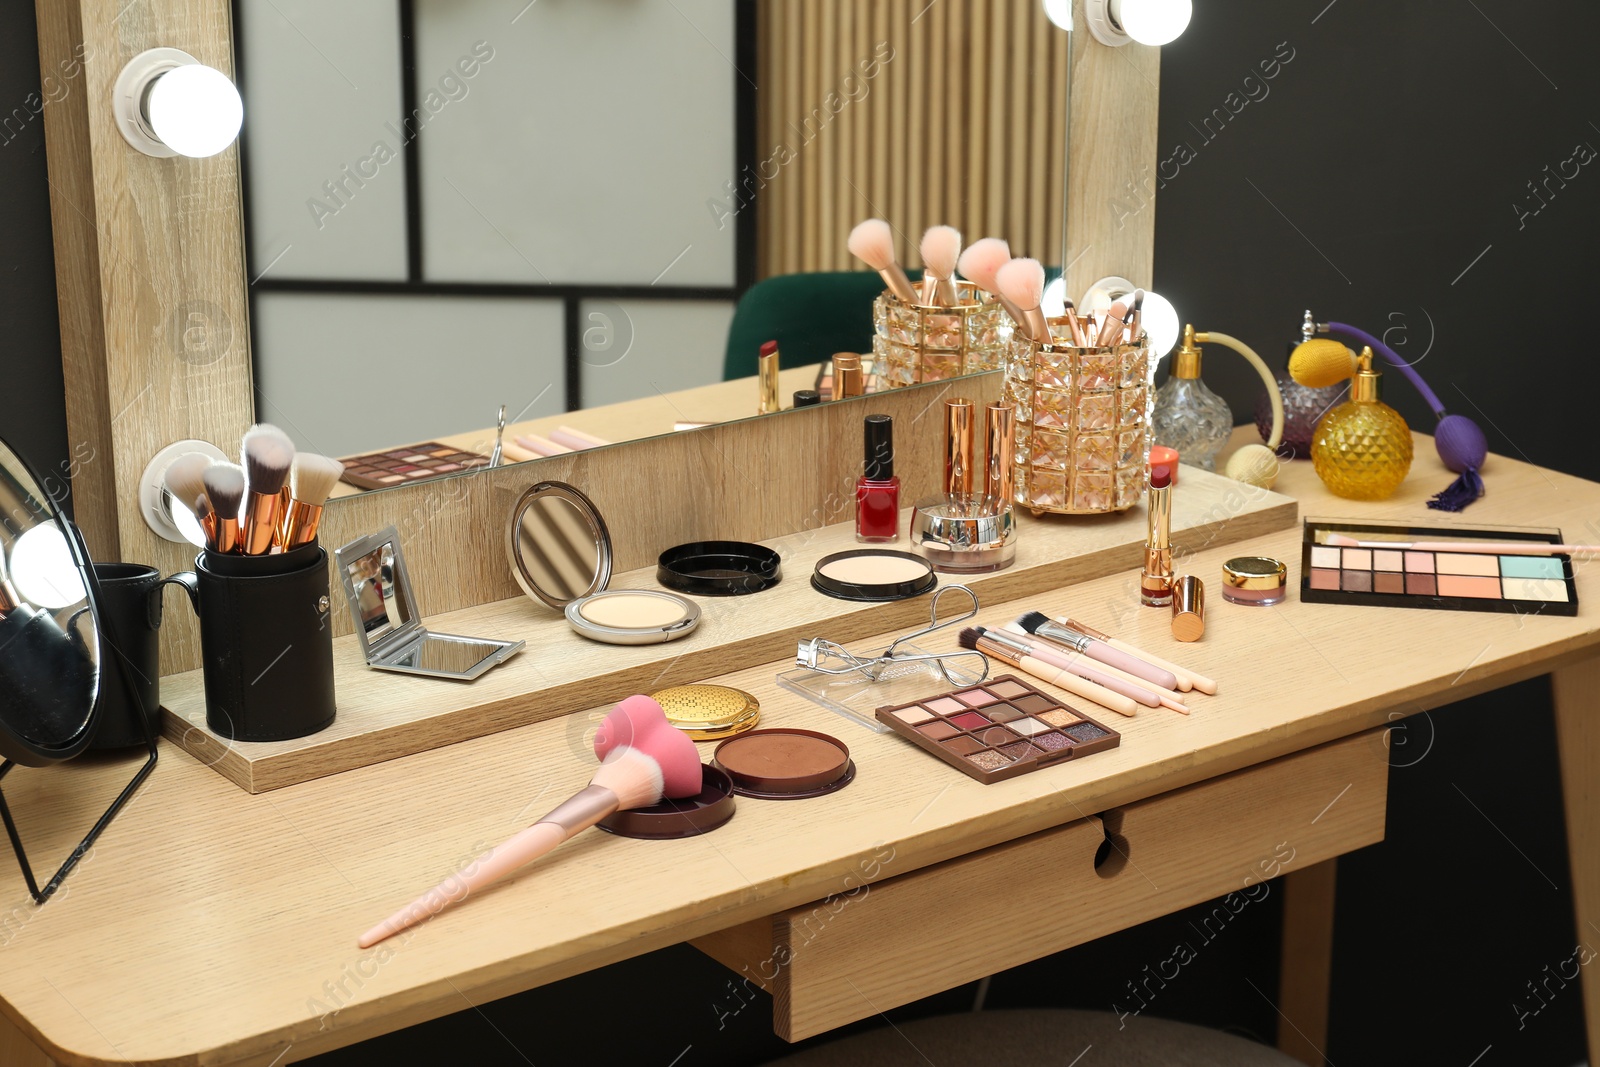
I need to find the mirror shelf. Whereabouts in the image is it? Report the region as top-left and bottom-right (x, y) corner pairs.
(163, 465), (1297, 793)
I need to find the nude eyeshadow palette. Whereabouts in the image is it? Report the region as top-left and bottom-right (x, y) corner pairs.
(1300, 518), (1578, 617)
(338, 443), (490, 490)
(875, 674), (1120, 784)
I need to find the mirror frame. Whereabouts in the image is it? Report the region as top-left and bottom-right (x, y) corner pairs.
(35, 0), (1159, 673)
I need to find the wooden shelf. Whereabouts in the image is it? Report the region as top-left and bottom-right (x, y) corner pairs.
(160, 465), (1297, 792)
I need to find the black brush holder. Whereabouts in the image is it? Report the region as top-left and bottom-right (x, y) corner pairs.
(86, 563), (163, 750)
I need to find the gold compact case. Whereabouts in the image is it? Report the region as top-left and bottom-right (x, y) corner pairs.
(1222, 555), (1288, 606)
(650, 684), (761, 740)
(910, 495), (1017, 573)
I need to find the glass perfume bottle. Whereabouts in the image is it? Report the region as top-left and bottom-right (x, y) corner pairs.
(1152, 324), (1232, 471)
(1311, 347), (1412, 500)
(1256, 311), (1347, 459)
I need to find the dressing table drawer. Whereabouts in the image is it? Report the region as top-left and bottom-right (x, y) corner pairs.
(692, 729), (1387, 1041)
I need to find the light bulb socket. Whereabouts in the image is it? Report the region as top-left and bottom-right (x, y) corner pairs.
(112, 48), (240, 158)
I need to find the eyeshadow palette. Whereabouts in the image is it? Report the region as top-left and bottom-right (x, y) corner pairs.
(339, 443), (490, 490)
(875, 674), (1120, 784)
(1301, 518), (1578, 617)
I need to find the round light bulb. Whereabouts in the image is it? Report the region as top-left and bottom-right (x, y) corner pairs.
(9, 525), (86, 610)
(1140, 289), (1181, 358)
(1041, 276), (1067, 318)
(1043, 0), (1074, 31)
(146, 64), (242, 158)
(1114, 0), (1191, 45)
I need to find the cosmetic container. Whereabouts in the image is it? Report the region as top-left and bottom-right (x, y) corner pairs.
(1222, 556), (1288, 606)
(1152, 326), (1232, 472)
(1311, 348), (1413, 500)
(856, 414), (900, 543)
(1257, 312), (1346, 459)
(873, 280), (1012, 389)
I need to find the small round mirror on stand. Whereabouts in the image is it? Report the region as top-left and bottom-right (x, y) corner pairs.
(0, 435), (158, 902)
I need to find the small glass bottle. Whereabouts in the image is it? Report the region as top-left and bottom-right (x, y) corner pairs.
(1256, 311), (1347, 459)
(856, 414), (900, 543)
(1311, 347), (1413, 500)
(1152, 324), (1232, 471)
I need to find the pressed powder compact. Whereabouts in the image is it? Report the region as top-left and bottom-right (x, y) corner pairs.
(711, 728), (855, 799)
(597, 765), (737, 839)
(812, 549), (937, 601)
(650, 684), (761, 740)
(656, 540), (781, 596)
(508, 481), (700, 644)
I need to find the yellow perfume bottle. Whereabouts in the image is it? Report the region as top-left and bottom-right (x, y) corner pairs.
(1309, 347), (1412, 499)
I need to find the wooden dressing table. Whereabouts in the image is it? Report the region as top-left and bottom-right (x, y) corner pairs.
(3, 431), (1599, 1067)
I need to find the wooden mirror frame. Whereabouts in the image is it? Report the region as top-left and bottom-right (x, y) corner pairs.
(35, 0), (1158, 672)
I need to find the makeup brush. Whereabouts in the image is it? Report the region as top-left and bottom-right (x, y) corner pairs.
(1016, 610), (1179, 690)
(919, 225), (962, 306)
(1001, 623), (1191, 714)
(240, 424), (295, 555)
(993, 258), (1052, 343)
(1096, 297), (1132, 346)
(279, 453), (345, 550)
(1324, 533), (1598, 556)
(162, 453), (213, 529)
(1050, 613), (1218, 695)
(847, 218), (919, 305)
(201, 462), (246, 555)
(956, 238), (1028, 327)
(193, 494), (214, 548)
(958, 627), (1139, 717)
(358, 696), (701, 949)
(1061, 299), (1088, 346)
(1127, 289), (1145, 341)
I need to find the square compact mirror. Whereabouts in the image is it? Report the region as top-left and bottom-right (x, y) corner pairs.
(335, 526), (523, 682)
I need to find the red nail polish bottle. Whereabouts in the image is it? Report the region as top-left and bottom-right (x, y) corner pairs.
(856, 414), (900, 543)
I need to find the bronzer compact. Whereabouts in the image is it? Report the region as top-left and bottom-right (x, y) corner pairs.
(507, 481), (701, 644)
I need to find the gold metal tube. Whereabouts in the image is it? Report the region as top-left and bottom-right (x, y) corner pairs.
(984, 402), (1015, 504)
(758, 347), (781, 415)
(943, 398), (974, 497)
(833, 353), (863, 400)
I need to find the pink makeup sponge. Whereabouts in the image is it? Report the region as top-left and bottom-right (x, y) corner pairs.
(593, 694), (702, 799)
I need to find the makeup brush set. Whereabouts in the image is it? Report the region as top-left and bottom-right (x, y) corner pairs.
(163, 424), (346, 555)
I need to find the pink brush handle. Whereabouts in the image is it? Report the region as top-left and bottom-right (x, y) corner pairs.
(1023, 643), (1160, 709)
(1083, 640), (1179, 691)
(358, 822), (568, 948)
(516, 434), (571, 457)
(550, 427), (606, 450)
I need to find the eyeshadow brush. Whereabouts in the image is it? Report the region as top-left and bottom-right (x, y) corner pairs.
(240, 424), (295, 555)
(1096, 297), (1132, 346)
(1002, 621), (1189, 713)
(1015, 611), (1179, 690)
(1050, 613), (1218, 695)
(1324, 533), (1597, 555)
(958, 627), (1139, 717)
(996, 628), (1187, 713)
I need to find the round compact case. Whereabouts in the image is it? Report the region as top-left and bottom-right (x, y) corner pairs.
(811, 549), (937, 602)
(651, 684), (761, 740)
(597, 765), (737, 839)
(656, 541), (781, 596)
(711, 728), (855, 800)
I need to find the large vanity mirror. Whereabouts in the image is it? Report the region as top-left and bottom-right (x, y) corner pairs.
(234, 0), (1077, 494)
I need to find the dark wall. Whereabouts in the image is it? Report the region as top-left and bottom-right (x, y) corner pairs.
(1, 1), (1594, 1064)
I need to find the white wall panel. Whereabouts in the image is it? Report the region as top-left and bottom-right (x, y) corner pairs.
(578, 298), (735, 408)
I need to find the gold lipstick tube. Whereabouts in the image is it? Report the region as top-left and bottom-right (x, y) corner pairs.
(985, 402), (1015, 504)
(758, 346), (780, 415)
(943, 398), (974, 497)
(833, 353), (863, 400)
(1140, 478), (1173, 606)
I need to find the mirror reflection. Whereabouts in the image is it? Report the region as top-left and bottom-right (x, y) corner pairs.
(237, 0), (1074, 494)
(509, 483), (610, 609)
(342, 541), (410, 640)
(0, 442), (100, 760)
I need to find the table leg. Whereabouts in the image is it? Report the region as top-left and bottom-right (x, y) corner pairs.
(1277, 858), (1337, 1066)
(1553, 655), (1600, 1066)
(0, 1012), (56, 1067)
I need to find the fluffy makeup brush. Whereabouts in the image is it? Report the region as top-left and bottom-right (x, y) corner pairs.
(848, 218), (919, 305)
(957, 237), (1029, 326)
(919, 225), (962, 306)
(357, 695), (701, 948)
(279, 453), (345, 550)
(193, 494), (214, 548)
(201, 462), (246, 554)
(239, 424), (295, 555)
(162, 453), (213, 538)
(993, 258), (1052, 343)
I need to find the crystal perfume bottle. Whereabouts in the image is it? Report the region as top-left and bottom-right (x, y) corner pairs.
(1310, 347), (1413, 500)
(1256, 311), (1347, 460)
(1152, 325), (1232, 471)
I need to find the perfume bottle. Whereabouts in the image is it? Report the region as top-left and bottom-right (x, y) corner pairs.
(1256, 311), (1347, 459)
(856, 414), (900, 542)
(1310, 347), (1412, 500)
(1152, 324), (1232, 471)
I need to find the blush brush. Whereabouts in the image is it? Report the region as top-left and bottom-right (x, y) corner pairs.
(848, 218), (919, 305)
(994, 258), (1052, 343)
(279, 453), (345, 549)
(240, 424), (295, 555)
(957, 237), (1028, 327)
(357, 695), (702, 948)
(919, 225), (962, 306)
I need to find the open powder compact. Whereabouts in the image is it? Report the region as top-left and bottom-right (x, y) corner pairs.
(597, 765), (737, 839)
(711, 728), (855, 800)
(507, 481), (700, 644)
(811, 549), (937, 602)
